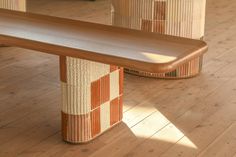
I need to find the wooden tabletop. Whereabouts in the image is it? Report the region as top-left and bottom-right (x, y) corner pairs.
(0, 9), (208, 73)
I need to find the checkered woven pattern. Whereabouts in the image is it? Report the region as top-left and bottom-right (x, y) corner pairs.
(111, 0), (206, 79)
(60, 56), (123, 143)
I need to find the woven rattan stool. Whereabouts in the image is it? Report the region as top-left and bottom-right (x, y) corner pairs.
(112, 0), (206, 79)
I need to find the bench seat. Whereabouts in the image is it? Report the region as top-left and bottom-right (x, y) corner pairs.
(0, 9), (208, 143)
(0, 9), (207, 74)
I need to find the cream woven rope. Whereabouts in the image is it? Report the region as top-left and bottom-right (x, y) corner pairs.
(0, 0), (26, 11)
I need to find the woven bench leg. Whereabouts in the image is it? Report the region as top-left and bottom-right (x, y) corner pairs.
(111, 0), (206, 79)
(59, 56), (123, 143)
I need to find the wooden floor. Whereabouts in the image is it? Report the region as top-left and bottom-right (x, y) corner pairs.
(0, 0), (236, 156)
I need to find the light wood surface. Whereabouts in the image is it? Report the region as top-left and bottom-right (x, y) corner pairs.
(0, 0), (236, 157)
(0, 8), (207, 73)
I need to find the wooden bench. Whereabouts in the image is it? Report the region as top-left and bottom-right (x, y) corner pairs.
(0, 9), (208, 143)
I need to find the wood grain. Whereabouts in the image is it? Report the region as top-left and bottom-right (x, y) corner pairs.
(0, 8), (207, 73)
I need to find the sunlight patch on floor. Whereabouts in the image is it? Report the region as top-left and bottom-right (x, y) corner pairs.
(123, 105), (198, 149)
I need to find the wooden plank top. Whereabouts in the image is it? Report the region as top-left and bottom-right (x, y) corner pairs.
(0, 9), (208, 73)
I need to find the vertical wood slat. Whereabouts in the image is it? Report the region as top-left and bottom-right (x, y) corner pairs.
(60, 56), (67, 82)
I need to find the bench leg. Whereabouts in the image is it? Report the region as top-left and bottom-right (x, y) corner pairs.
(111, 0), (206, 79)
(59, 56), (123, 143)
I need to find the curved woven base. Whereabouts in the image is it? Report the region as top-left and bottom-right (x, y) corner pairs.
(125, 55), (203, 79)
(62, 112), (122, 144)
